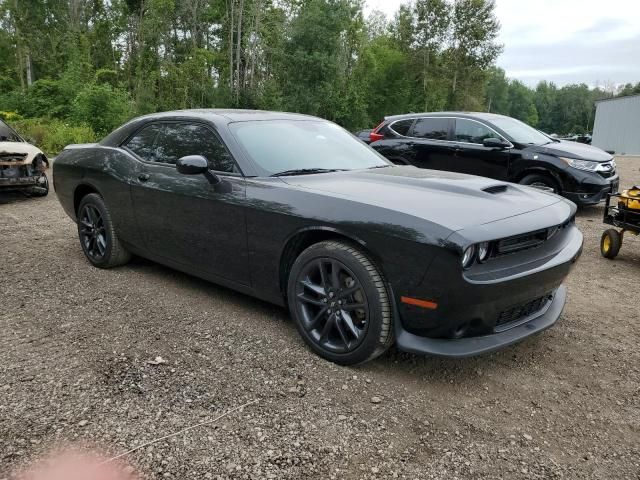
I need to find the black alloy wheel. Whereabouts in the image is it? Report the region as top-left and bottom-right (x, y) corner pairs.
(79, 204), (107, 261)
(295, 257), (370, 354)
(288, 240), (393, 365)
(76, 193), (131, 268)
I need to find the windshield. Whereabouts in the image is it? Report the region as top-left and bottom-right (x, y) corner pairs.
(490, 117), (552, 146)
(0, 120), (23, 142)
(230, 120), (388, 176)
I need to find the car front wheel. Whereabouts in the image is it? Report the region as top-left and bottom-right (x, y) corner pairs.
(29, 173), (49, 197)
(287, 240), (393, 365)
(77, 193), (131, 268)
(519, 173), (561, 194)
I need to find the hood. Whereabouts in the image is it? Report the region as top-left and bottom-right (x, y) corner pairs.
(282, 166), (564, 232)
(526, 140), (613, 162)
(0, 141), (44, 165)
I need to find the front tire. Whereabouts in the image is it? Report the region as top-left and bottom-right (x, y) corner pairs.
(519, 173), (561, 194)
(287, 240), (393, 365)
(29, 173), (49, 197)
(77, 193), (131, 268)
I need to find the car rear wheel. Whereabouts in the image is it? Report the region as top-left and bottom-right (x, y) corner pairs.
(519, 173), (561, 194)
(287, 240), (393, 365)
(77, 193), (131, 268)
(600, 229), (621, 259)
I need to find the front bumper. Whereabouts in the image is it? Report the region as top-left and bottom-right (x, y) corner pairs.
(393, 221), (583, 358)
(563, 174), (619, 205)
(0, 176), (39, 188)
(395, 285), (566, 358)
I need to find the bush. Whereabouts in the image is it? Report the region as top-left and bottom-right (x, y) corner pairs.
(0, 111), (23, 121)
(10, 118), (96, 156)
(72, 84), (133, 135)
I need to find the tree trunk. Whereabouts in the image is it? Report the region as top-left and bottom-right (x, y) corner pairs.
(235, 0), (244, 104)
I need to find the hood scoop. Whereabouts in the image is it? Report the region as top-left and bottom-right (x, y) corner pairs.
(482, 184), (509, 195)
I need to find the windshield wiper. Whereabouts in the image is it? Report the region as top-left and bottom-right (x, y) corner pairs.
(367, 164), (393, 169)
(270, 168), (346, 177)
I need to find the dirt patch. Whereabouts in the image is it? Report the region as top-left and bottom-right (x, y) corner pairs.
(1, 158), (639, 479)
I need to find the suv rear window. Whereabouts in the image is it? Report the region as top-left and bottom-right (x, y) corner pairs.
(411, 118), (449, 140)
(389, 119), (413, 136)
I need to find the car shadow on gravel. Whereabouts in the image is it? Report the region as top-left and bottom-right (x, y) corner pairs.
(0, 191), (41, 205)
(125, 255), (289, 319)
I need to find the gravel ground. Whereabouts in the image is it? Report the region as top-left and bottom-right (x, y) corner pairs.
(1, 157), (639, 479)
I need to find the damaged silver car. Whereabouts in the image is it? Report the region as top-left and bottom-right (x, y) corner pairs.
(0, 119), (49, 196)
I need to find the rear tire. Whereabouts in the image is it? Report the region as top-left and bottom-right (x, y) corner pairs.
(519, 173), (561, 194)
(77, 193), (131, 268)
(600, 229), (621, 259)
(287, 240), (393, 365)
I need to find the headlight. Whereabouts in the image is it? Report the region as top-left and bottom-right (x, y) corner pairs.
(477, 242), (490, 262)
(461, 245), (476, 269)
(560, 157), (610, 173)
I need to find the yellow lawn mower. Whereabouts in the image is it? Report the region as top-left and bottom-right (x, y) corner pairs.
(601, 186), (640, 259)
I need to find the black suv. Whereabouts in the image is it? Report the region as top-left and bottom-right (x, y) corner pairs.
(368, 112), (618, 205)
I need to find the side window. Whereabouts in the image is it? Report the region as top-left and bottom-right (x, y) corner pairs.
(411, 118), (449, 140)
(389, 119), (414, 136)
(154, 123), (239, 173)
(454, 119), (499, 144)
(126, 124), (163, 161)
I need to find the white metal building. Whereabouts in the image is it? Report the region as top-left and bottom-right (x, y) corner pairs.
(592, 94), (640, 155)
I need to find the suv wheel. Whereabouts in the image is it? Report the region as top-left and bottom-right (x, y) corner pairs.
(519, 173), (561, 194)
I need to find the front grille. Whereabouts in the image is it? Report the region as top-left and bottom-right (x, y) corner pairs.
(496, 294), (552, 327)
(495, 229), (548, 255)
(0, 152), (27, 162)
(597, 161), (616, 179)
(492, 217), (574, 257)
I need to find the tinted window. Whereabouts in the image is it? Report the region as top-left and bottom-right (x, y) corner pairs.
(154, 123), (238, 173)
(411, 118), (449, 140)
(454, 119), (499, 144)
(126, 124), (163, 161)
(389, 119), (413, 136)
(230, 120), (388, 176)
(127, 123), (238, 173)
(0, 120), (22, 142)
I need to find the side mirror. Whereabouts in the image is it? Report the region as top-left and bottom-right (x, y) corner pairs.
(176, 155), (221, 185)
(483, 137), (510, 149)
(176, 155), (209, 175)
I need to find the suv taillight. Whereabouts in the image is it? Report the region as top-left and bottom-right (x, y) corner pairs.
(369, 121), (385, 143)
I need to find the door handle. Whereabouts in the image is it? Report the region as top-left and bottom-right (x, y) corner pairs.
(138, 173), (150, 182)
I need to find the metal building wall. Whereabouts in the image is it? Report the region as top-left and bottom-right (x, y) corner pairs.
(592, 94), (640, 155)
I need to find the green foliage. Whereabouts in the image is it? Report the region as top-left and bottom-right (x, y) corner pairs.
(10, 118), (96, 155)
(0, 0), (629, 140)
(72, 84), (133, 135)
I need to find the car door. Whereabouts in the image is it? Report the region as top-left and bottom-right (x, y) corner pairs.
(126, 121), (250, 285)
(405, 117), (455, 171)
(450, 118), (511, 180)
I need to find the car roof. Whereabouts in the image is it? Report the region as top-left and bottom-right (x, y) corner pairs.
(384, 111), (511, 122)
(101, 109), (321, 147)
(132, 109), (317, 124)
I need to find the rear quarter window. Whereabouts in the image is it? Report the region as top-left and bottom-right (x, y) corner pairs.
(389, 119), (414, 136)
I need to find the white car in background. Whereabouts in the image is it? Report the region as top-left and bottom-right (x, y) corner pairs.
(0, 119), (49, 196)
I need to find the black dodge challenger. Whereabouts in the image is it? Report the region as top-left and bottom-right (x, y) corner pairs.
(53, 110), (583, 365)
